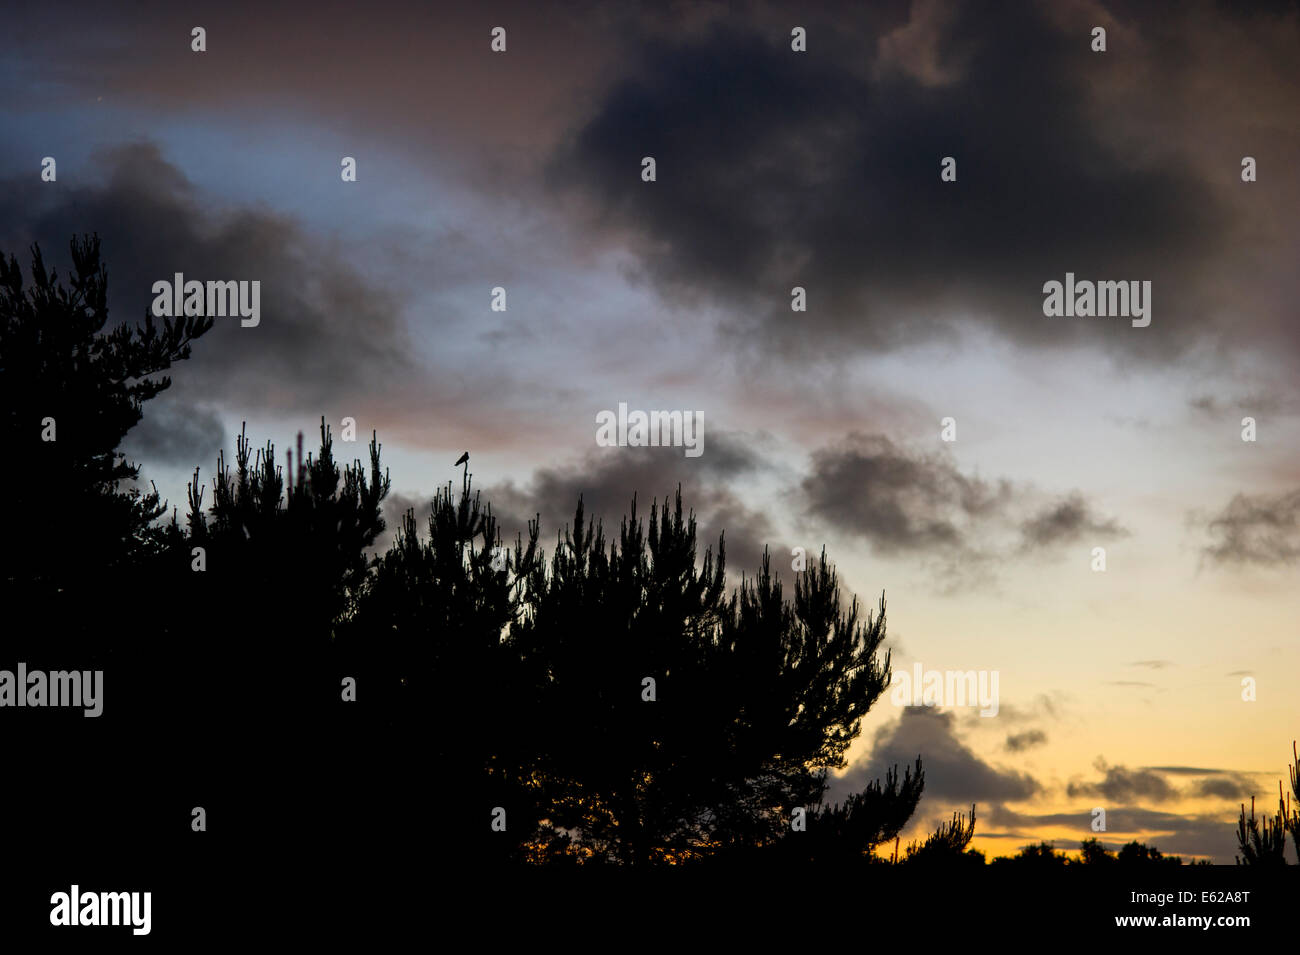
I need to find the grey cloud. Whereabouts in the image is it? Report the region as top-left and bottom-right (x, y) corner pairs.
(1192, 775), (1259, 800)
(800, 433), (1010, 555)
(1019, 493), (1128, 550)
(1138, 766), (1264, 802)
(828, 707), (1040, 806)
(0, 143), (421, 418)
(1096, 808), (1267, 863)
(547, 2), (1280, 367)
(1004, 730), (1047, 753)
(1066, 759), (1178, 803)
(800, 433), (1126, 576)
(120, 395), (225, 469)
(1202, 488), (1300, 567)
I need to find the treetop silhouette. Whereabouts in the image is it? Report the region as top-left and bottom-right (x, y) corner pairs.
(1, 235), (212, 589)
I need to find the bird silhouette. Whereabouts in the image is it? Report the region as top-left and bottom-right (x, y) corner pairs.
(455, 451), (470, 493)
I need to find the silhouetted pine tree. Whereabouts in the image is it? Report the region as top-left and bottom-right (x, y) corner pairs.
(510, 490), (920, 864)
(1288, 741), (1300, 859)
(3, 239), (942, 870)
(1234, 741), (1297, 866)
(338, 481), (925, 865)
(148, 418), (391, 848)
(1, 235), (211, 623)
(901, 805), (979, 865)
(334, 474), (542, 863)
(775, 763), (926, 866)
(1, 236), (212, 852)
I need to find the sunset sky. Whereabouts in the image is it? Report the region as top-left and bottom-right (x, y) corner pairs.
(3, 0), (1297, 861)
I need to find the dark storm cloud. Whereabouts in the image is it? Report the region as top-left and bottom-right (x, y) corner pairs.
(4, 0), (1296, 374)
(799, 433), (1125, 567)
(0, 143), (421, 416)
(1201, 488), (1300, 567)
(828, 707), (1040, 805)
(1019, 493), (1128, 550)
(549, 1), (1251, 364)
(1004, 730), (1047, 753)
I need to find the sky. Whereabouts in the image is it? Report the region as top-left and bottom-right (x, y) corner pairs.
(3, 0), (1298, 861)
